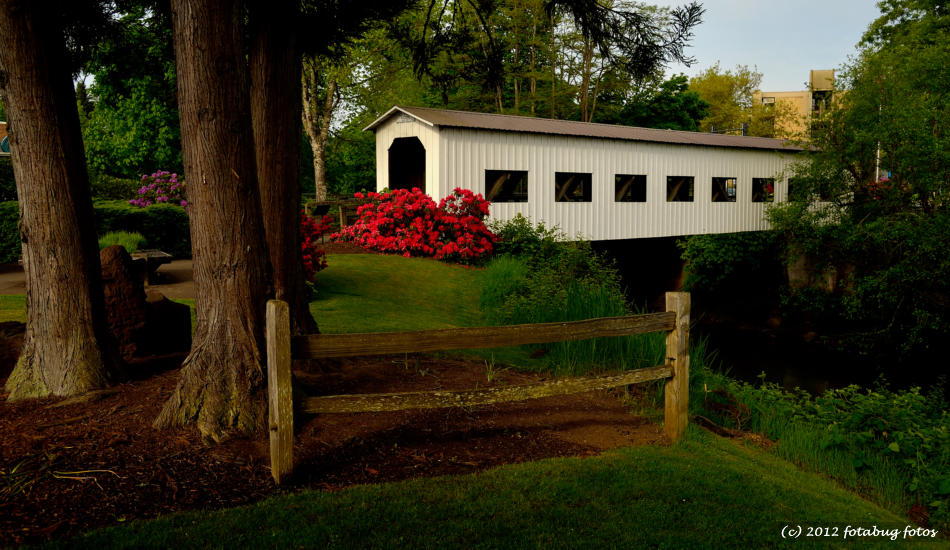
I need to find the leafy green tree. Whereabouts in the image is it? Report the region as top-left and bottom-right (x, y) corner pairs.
(613, 74), (709, 130)
(767, 0), (950, 363)
(688, 62), (795, 137)
(81, 4), (181, 178)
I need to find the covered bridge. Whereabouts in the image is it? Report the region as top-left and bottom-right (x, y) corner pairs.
(365, 105), (803, 241)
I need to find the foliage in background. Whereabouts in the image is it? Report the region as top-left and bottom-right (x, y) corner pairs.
(688, 62), (797, 138)
(333, 188), (496, 263)
(92, 200), (191, 258)
(692, 367), (950, 531)
(610, 74), (709, 131)
(0, 201), (19, 263)
(80, 5), (181, 178)
(679, 231), (784, 317)
(766, 1), (950, 365)
(0, 158), (15, 202)
(88, 173), (142, 200)
(97, 231), (147, 254)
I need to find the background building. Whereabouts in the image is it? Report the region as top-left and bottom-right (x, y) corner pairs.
(753, 70), (835, 138)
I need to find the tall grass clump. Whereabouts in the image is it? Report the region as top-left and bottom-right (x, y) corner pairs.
(482, 216), (666, 375)
(692, 373), (950, 530)
(98, 231), (147, 254)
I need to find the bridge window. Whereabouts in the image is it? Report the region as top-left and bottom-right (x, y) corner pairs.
(555, 172), (592, 202)
(667, 176), (694, 202)
(752, 178), (774, 202)
(485, 170), (528, 203)
(711, 177), (737, 203)
(615, 174), (646, 202)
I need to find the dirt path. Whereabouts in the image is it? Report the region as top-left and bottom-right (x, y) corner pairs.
(0, 355), (665, 546)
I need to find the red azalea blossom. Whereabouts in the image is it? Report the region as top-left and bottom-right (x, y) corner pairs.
(301, 210), (333, 282)
(332, 188), (497, 263)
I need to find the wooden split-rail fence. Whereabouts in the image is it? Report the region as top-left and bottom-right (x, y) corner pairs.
(265, 292), (691, 484)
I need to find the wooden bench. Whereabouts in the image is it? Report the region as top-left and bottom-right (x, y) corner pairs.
(265, 292), (690, 484)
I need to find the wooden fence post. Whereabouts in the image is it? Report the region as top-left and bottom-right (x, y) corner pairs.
(266, 299), (293, 484)
(664, 292), (690, 442)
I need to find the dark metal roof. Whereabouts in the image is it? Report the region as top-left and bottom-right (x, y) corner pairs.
(365, 105), (803, 152)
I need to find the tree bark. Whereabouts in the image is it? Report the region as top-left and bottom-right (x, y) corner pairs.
(156, 0), (269, 441)
(301, 58), (336, 203)
(0, 0), (118, 399)
(249, 1), (318, 336)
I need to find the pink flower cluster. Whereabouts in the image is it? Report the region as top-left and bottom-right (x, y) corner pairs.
(129, 171), (187, 208)
(333, 188), (496, 262)
(301, 211), (332, 282)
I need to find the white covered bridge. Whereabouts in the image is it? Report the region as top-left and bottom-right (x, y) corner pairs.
(365, 105), (803, 241)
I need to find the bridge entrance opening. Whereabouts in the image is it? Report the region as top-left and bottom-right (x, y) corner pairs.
(389, 137), (426, 193)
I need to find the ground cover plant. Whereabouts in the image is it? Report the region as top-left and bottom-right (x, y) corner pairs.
(692, 367), (950, 532)
(97, 231), (147, 253)
(333, 188), (496, 263)
(481, 215), (665, 375)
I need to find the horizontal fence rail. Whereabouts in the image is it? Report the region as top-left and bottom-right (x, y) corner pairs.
(303, 365), (674, 414)
(293, 312), (676, 359)
(265, 292), (690, 484)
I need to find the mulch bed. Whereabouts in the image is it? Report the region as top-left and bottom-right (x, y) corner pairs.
(0, 354), (666, 546)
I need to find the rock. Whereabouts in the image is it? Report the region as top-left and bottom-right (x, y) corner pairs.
(0, 321), (25, 381)
(136, 290), (192, 357)
(100, 245), (147, 362)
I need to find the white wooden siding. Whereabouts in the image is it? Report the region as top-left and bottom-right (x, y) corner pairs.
(375, 124), (798, 241)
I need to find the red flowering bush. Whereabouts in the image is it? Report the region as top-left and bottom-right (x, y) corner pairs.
(332, 187), (496, 262)
(301, 211), (332, 282)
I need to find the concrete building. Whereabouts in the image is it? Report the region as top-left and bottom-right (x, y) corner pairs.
(365, 106), (802, 241)
(753, 70), (835, 138)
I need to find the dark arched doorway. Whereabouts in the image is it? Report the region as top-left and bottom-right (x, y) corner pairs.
(388, 137), (425, 193)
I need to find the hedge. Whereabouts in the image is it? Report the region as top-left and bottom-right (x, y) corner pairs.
(0, 200), (191, 263)
(0, 157), (15, 202)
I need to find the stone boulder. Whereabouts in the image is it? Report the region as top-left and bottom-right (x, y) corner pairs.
(137, 290), (192, 357)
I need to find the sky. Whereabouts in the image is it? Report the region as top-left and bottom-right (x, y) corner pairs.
(648, 0), (884, 91)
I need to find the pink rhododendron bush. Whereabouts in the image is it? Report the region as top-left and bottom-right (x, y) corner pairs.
(333, 188), (496, 262)
(301, 211), (332, 281)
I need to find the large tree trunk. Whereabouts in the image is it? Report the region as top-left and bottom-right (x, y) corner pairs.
(301, 57), (335, 202)
(0, 0), (117, 399)
(156, 0), (269, 441)
(249, 1), (318, 336)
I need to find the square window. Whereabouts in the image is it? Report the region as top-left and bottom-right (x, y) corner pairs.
(712, 177), (737, 203)
(752, 178), (774, 202)
(667, 176), (694, 202)
(485, 170), (528, 203)
(555, 172), (592, 202)
(615, 174), (646, 202)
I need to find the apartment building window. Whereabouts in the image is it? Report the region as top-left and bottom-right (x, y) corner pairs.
(555, 172), (592, 202)
(711, 177), (737, 203)
(752, 178), (774, 202)
(667, 176), (694, 202)
(615, 174), (646, 202)
(485, 170), (528, 203)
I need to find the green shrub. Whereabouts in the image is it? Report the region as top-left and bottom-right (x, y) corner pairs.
(0, 200), (191, 262)
(488, 213), (561, 262)
(693, 373), (950, 530)
(94, 200), (191, 258)
(98, 231), (147, 253)
(0, 201), (18, 263)
(0, 157), (15, 202)
(89, 172), (142, 200)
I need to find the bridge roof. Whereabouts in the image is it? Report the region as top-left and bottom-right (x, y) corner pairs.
(365, 105), (803, 153)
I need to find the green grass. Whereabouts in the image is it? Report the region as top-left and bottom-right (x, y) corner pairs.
(46, 430), (936, 550)
(97, 231), (147, 253)
(0, 294), (24, 322)
(309, 254), (483, 333)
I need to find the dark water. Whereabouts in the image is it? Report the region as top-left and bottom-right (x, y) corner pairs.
(592, 238), (942, 396)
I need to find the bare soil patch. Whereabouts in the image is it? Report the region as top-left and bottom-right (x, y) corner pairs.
(0, 355), (665, 546)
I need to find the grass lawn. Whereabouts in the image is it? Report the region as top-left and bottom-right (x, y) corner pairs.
(45, 430), (934, 550)
(309, 254), (484, 333)
(0, 294), (24, 323)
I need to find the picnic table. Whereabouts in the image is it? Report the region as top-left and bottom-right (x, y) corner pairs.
(130, 249), (173, 285)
